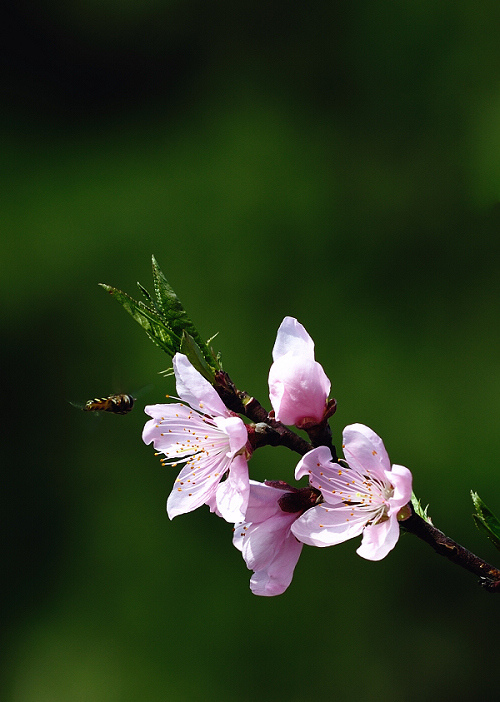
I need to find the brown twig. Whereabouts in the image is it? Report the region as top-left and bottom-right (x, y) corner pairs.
(213, 370), (313, 455)
(401, 504), (500, 593)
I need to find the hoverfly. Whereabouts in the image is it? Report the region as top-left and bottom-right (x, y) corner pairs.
(82, 393), (135, 415)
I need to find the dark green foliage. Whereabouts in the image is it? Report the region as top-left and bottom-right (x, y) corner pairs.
(471, 491), (500, 552)
(411, 492), (433, 524)
(100, 256), (221, 381)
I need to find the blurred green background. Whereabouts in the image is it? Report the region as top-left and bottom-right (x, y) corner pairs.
(3, 1), (500, 700)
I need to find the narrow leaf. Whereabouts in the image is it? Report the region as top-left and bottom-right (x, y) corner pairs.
(411, 492), (433, 524)
(100, 258), (222, 372)
(99, 284), (181, 355)
(471, 491), (500, 551)
(151, 255), (216, 366)
(137, 281), (158, 310)
(180, 331), (216, 382)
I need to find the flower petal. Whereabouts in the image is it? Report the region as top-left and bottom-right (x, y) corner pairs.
(356, 515), (400, 561)
(243, 480), (290, 523)
(342, 423), (391, 476)
(215, 453), (249, 522)
(268, 317), (330, 426)
(386, 464), (413, 514)
(237, 512), (294, 570)
(291, 503), (366, 547)
(295, 446), (333, 479)
(173, 353), (229, 417)
(233, 479), (305, 596)
(235, 518), (279, 571)
(249, 535), (303, 596)
(213, 415), (248, 456)
(166, 460), (221, 519)
(271, 317), (316, 361)
(142, 403), (203, 454)
(269, 356), (330, 425)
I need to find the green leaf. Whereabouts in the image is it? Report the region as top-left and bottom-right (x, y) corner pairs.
(471, 491), (500, 551)
(151, 255), (215, 364)
(99, 284), (181, 355)
(137, 281), (158, 310)
(180, 331), (216, 382)
(411, 492), (433, 524)
(100, 256), (222, 373)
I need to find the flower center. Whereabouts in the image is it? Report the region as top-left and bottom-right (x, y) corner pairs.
(157, 405), (230, 468)
(327, 463), (394, 524)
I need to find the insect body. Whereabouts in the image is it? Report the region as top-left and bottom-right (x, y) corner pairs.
(83, 393), (135, 415)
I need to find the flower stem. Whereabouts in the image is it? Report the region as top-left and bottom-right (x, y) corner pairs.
(213, 370), (313, 455)
(401, 504), (500, 592)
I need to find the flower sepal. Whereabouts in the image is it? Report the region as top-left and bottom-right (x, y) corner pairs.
(297, 397), (338, 432)
(397, 504), (412, 522)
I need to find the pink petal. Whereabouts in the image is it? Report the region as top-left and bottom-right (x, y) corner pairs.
(233, 479), (305, 596)
(142, 403), (200, 452)
(238, 512), (291, 570)
(291, 503), (366, 547)
(269, 356), (330, 426)
(215, 453), (249, 523)
(233, 484), (304, 597)
(166, 460), (221, 519)
(173, 353), (229, 417)
(213, 415), (248, 456)
(205, 491), (220, 517)
(235, 518), (277, 571)
(295, 446), (335, 480)
(249, 535), (303, 596)
(356, 515), (400, 561)
(268, 317), (330, 426)
(243, 480), (290, 523)
(386, 464), (413, 514)
(342, 423), (391, 476)
(272, 317), (316, 361)
(295, 447), (344, 507)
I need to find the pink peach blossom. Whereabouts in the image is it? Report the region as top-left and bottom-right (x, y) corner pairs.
(143, 353), (250, 523)
(268, 317), (331, 427)
(233, 480), (318, 596)
(291, 424), (412, 560)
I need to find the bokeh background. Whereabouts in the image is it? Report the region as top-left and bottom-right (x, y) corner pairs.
(3, 1), (500, 700)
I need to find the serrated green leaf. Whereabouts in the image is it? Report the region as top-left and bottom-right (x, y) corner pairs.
(471, 491), (500, 551)
(180, 331), (216, 382)
(137, 281), (158, 310)
(99, 284), (181, 355)
(151, 255), (216, 365)
(411, 492), (433, 524)
(100, 257), (223, 373)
